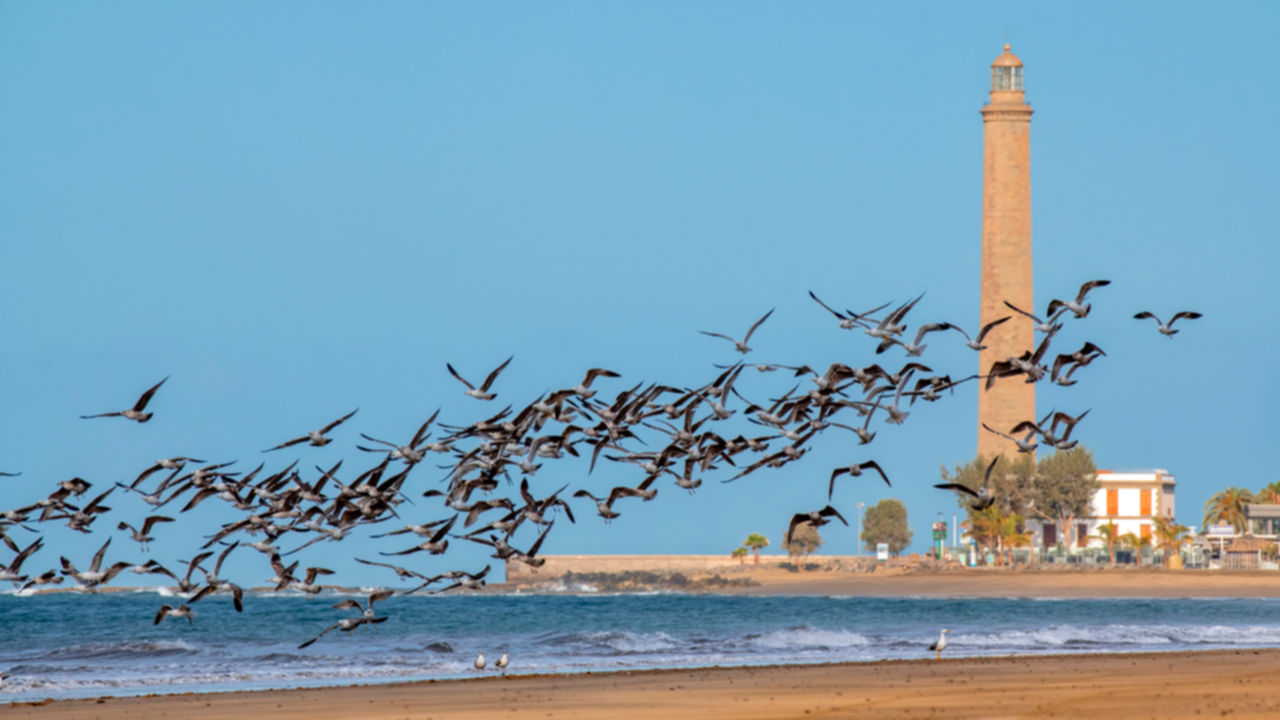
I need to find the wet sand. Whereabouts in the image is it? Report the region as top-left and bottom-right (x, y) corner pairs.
(8, 649), (1280, 719)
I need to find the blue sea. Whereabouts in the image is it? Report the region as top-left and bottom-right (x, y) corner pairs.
(3, 590), (1280, 702)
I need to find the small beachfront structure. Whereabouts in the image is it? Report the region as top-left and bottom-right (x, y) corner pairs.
(1246, 504), (1280, 537)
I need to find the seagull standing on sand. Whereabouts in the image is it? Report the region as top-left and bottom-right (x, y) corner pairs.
(495, 650), (509, 674)
(929, 629), (950, 660)
(474, 651), (486, 671)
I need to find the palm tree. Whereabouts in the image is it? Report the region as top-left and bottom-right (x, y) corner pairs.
(964, 506), (1004, 565)
(1256, 482), (1280, 505)
(1120, 532), (1152, 566)
(1152, 516), (1190, 568)
(743, 533), (769, 565)
(1203, 487), (1254, 533)
(731, 546), (749, 565)
(1092, 521), (1121, 566)
(1001, 513), (1034, 565)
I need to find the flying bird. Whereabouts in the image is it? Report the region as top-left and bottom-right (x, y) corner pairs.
(981, 422), (1038, 454)
(699, 308), (775, 354)
(80, 376), (169, 423)
(1002, 301), (1066, 335)
(117, 515), (174, 550)
(934, 457), (998, 511)
(1134, 310), (1202, 336)
(786, 505), (847, 546)
(154, 604), (195, 626)
(945, 316), (1011, 351)
(263, 409), (358, 452)
(828, 460), (891, 499)
(298, 616), (388, 649)
(807, 291), (889, 331)
(1047, 279), (1110, 318)
(447, 356), (514, 400)
(569, 368), (621, 399)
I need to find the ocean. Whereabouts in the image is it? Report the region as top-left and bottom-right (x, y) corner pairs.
(3, 590), (1280, 702)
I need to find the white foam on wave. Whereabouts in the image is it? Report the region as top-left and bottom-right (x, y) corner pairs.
(574, 630), (680, 653)
(750, 627), (870, 651)
(954, 623), (1280, 649)
(35, 638), (201, 661)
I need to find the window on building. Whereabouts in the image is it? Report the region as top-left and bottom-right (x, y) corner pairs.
(1140, 524), (1152, 541)
(990, 66), (1023, 91)
(1077, 523), (1089, 545)
(1106, 489), (1118, 516)
(1139, 490), (1152, 516)
(1043, 524), (1057, 547)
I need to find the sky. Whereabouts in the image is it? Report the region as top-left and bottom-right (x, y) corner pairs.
(2, 2), (1278, 587)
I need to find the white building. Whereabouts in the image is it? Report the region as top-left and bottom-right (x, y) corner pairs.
(1030, 469), (1176, 550)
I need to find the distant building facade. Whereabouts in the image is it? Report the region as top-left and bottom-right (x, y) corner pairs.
(1028, 469), (1176, 550)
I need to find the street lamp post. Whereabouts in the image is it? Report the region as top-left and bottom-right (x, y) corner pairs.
(855, 501), (865, 556)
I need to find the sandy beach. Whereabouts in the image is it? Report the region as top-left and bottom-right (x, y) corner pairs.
(719, 566), (1280, 598)
(7, 649), (1280, 719)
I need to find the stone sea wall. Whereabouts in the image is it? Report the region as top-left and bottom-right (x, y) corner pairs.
(505, 554), (871, 584)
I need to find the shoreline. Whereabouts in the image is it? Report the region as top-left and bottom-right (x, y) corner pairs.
(9, 648), (1280, 719)
(12, 566), (1280, 600)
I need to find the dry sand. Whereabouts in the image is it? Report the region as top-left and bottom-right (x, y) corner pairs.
(8, 649), (1280, 719)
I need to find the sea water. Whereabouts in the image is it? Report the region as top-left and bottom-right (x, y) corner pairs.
(2, 590), (1279, 702)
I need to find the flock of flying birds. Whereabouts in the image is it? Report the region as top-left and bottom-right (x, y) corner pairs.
(0, 283), (1198, 655)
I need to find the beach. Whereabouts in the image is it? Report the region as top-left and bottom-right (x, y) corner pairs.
(719, 566), (1280, 598)
(7, 649), (1280, 719)
(6, 568), (1280, 714)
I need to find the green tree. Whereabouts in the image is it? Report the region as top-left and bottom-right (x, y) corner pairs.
(731, 546), (749, 565)
(1026, 447), (1099, 551)
(743, 533), (769, 565)
(784, 522), (823, 559)
(862, 499), (912, 556)
(1091, 521), (1121, 566)
(943, 448), (1099, 555)
(939, 454), (1033, 517)
(1152, 516), (1190, 567)
(1203, 487), (1254, 532)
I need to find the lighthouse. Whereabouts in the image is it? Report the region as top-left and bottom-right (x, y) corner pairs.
(977, 45), (1035, 459)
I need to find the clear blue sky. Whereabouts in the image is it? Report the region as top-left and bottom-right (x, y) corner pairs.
(2, 2), (1277, 585)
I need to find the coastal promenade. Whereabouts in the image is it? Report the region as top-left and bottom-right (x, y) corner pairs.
(506, 555), (1280, 598)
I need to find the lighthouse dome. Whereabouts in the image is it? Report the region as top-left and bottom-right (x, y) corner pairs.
(991, 44), (1023, 68)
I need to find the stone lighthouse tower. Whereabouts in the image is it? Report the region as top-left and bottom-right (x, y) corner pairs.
(977, 44), (1035, 459)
